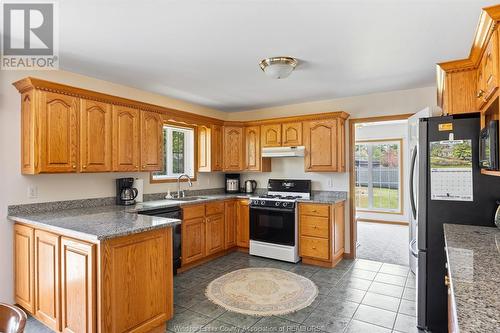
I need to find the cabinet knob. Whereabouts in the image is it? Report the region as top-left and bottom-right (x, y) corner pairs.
(82, 165), (87, 169)
(143, 165), (146, 169)
(477, 89), (485, 98)
(72, 164), (76, 169)
(312, 246), (317, 250)
(135, 165), (139, 169)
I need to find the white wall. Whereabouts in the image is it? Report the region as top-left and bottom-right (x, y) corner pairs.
(355, 121), (409, 223)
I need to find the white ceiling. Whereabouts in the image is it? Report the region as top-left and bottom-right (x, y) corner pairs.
(59, 0), (497, 111)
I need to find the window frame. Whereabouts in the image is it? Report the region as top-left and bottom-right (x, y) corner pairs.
(150, 122), (198, 183)
(354, 138), (404, 215)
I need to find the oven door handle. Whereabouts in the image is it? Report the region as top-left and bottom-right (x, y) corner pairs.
(250, 205), (295, 213)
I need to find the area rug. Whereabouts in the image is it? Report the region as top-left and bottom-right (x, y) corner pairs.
(205, 267), (318, 316)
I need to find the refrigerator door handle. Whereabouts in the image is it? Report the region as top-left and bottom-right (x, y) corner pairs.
(409, 146), (418, 220)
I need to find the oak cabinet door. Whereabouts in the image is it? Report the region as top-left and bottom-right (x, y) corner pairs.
(14, 224), (35, 313)
(483, 29), (499, 104)
(40, 92), (79, 173)
(211, 125), (224, 171)
(206, 214), (225, 255)
(236, 200), (250, 248)
(224, 201), (237, 249)
(182, 217), (206, 264)
(282, 122), (302, 146)
(245, 126), (261, 171)
(198, 125), (211, 172)
(34, 230), (61, 332)
(80, 100), (112, 172)
(261, 124), (281, 147)
(140, 111), (163, 171)
(304, 119), (339, 172)
(112, 106), (140, 171)
(333, 202), (345, 255)
(60, 238), (96, 333)
(21, 91), (37, 174)
(223, 126), (244, 171)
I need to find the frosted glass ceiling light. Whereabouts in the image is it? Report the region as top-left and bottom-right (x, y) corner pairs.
(259, 57), (298, 79)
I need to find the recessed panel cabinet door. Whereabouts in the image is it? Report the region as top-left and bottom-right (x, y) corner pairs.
(211, 125), (223, 171)
(206, 214), (225, 255)
(245, 126), (261, 171)
(223, 126), (244, 171)
(60, 238), (96, 333)
(198, 125), (211, 172)
(304, 119), (339, 172)
(261, 124), (281, 147)
(224, 200), (237, 249)
(236, 200), (250, 248)
(112, 106), (140, 171)
(40, 92), (79, 173)
(34, 230), (61, 332)
(140, 111), (163, 171)
(14, 224), (35, 313)
(80, 100), (112, 172)
(182, 217), (206, 264)
(282, 122), (302, 146)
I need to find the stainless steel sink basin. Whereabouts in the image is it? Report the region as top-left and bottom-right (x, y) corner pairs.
(167, 196), (209, 201)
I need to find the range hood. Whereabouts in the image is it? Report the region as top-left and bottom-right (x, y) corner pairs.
(261, 146), (305, 157)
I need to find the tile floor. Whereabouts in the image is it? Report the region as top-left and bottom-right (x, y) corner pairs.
(25, 252), (419, 333)
(356, 222), (409, 266)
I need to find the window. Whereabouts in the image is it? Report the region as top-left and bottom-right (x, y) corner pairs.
(355, 139), (402, 213)
(152, 125), (195, 180)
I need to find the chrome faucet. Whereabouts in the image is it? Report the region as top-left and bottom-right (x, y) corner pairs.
(177, 174), (193, 198)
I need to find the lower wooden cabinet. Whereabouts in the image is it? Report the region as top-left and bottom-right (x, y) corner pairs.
(224, 200), (237, 249)
(182, 216), (206, 265)
(298, 201), (345, 267)
(236, 200), (250, 248)
(206, 214), (225, 255)
(14, 224), (35, 313)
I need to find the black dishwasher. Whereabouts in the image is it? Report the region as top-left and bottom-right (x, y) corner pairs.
(138, 206), (182, 275)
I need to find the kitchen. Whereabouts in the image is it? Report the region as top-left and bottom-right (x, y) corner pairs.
(0, 1), (499, 333)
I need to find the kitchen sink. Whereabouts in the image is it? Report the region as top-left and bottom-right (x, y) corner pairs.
(167, 196), (209, 201)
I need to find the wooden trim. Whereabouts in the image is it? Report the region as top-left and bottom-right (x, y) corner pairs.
(354, 138), (404, 215)
(227, 111), (350, 127)
(348, 113), (412, 259)
(356, 218), (408, 226)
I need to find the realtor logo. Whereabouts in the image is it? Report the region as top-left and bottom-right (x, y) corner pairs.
(1, 1), (59, 70)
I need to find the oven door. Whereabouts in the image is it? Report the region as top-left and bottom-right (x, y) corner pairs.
(250, 206), (295, 246)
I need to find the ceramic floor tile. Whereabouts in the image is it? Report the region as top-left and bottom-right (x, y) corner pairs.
(275, 305), (314, 323)
(379, 264), (410, 277)
(352, 259), (383, 272)
(250, 316), (299, 332)
(398, 299), (416, 317)
(345, 319), (392, 333)
(347, 268), (377, 281)
(361, 292), (401, 312)
(368, 282), (404, 298)
(190, 299), (227, 318)
(167, 310), (212, 333)
(393, 313), (418, 333)
(315, 299), (360, 318)
(374, 273), (407, 287)
(402, 288), (416, 301)
(328, 286), (367, 303)
(353, 304), (397, 329)
(217, 311), (262, 330)
(303, 310), (350, 333)
(337, 276), (373, 291)
(200, 319), (245, 333)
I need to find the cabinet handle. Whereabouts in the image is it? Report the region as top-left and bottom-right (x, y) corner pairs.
(477, 89), (485, 98)
(135, 165), (139, 169)
(142, 165), (146, 169)
(312, 246), (317, 250)
(82, 165), (87, 169)
(72, 164), (76, 169)
(444, 275), (450, 287)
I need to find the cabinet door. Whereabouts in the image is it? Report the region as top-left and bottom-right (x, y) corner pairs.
(304, 119), (339, 172)
(261, 124), (281, 147)
(223, 126), (244, 171)
(140, 111), (163, 171)
(198, 126), (211, 172)
(224, 201), (237, 249)
(182, 217), (206, 264)
(333, 202), (345, 255)
(34, 230), (61, 332)
(60, 238), (96, 333)
(337, 118), (346, 172)
(245, 126), (261, 171)
(483, 29), (499, 103)
(40, 92), (79, 173)
(206, 214), (225, 255)
(21, 91), (36, 174)
(112, 106), (140, 171)
(211, 125), (223, 171)
(14, 224), (35, 313)
(282, 122), (302, 146)
(80, 100), (112, 172)
(236, 200), (250, 248)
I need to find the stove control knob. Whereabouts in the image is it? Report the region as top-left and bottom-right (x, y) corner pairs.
(275, 202), (280, 207)
(282, 202), (289, 208)
(260, 200), (266, 205)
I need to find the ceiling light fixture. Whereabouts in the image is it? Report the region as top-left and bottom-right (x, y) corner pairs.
(259, 56), (298, 79)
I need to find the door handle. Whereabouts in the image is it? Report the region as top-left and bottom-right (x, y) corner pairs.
(409, 146), (417, 220)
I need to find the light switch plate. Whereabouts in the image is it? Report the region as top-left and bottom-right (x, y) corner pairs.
(28, 185), (38, 199)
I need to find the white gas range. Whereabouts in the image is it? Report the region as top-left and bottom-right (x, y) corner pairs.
(249, 179), (311, 263)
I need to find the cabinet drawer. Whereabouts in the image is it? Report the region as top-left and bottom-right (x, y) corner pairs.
(299, 204), (330, 217)
(300, 236), (329, 261)
(183, 204), (205, 220)
(300, 216), (329, 238)
(206, 201), (224, 216)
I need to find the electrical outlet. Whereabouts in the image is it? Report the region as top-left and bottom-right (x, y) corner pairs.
(28, 185), (38, 199)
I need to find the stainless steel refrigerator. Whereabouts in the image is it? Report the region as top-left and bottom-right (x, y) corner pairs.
(416, 113), (499, 332)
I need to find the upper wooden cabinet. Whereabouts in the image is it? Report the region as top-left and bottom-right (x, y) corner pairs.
(261, 124), (282, 147)
(245, 126), (271, 172)
(80, 100), (112, 172)
(198, 124), (223, 172)
(303, 117), (346, 172)
(112, 105), (141, 172)
(223, 126), (245, 171)
(282, 122), (303, 146)
(477, 29), (499, 110)
(140, 111), (163, 171)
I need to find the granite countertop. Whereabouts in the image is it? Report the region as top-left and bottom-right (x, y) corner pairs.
(443, 224), (500, 333)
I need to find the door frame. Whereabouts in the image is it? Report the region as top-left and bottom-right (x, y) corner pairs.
(347, 113), (414, 259)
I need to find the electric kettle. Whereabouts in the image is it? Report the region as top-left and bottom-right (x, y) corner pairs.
(244, 180), (257, 194)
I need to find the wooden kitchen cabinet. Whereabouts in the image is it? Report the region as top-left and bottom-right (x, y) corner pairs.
(40, 92), (79, 173)
(181, 216), (206, 265)
(80, 99), (112, 172)
(223, 126), (245, 171)
(14, 224), (35, 313)
(206, 214), (225, 255)
(34, 230), (61, 332)
(211, 125), (224, 171)
(60, 237), (96, 333)
(261, 124), (282, 147)
(298, 201), (344, 267)
(236, 200), (250, 248)
(303, 118), (345, 172)
(198, 124), (224, 172)
(224, 200), (237, 249)
(477, 29), (499, 110)
(140, 111), (163, 171)
(245, 126), (271, 172)
(282, 122), (303, 146)
(112, 105), (141, 172)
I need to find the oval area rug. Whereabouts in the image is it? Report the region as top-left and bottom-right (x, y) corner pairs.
(205, 267), (318, 316)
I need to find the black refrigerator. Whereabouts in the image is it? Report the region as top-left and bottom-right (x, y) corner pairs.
(417, 113), (500, 332)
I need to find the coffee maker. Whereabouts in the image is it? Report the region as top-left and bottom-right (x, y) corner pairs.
(116, 178), (139, 205)
(225, 174), (240, 193)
